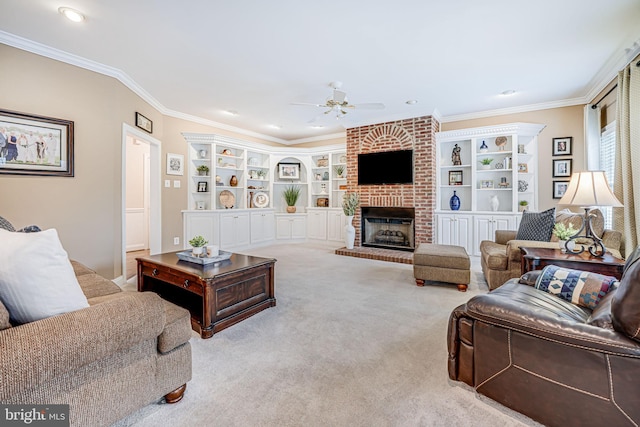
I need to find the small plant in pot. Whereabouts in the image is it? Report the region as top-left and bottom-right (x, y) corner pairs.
(196, 165), (210, 176)
(283, 185), (301, 213)
(553, 223), (578, 252)
(479, 158), (493, 169)
(333, 165), (345, 179)
(519, 200), (528, 212)
(188, 235), (208, 257)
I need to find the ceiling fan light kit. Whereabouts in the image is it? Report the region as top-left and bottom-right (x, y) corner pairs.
(292, 82), (385, 119)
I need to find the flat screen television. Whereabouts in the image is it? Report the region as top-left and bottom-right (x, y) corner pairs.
(357, 149), (413, 185)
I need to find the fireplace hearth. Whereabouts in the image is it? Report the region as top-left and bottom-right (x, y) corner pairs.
(361, 207), (415, 252)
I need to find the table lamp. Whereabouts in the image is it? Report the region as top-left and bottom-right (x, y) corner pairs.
(557, 171), (623, 257)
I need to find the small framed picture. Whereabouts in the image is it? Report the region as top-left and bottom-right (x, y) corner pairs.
(197, 181), (208, 192)
(166, 153), (184, 176)
(552, 159), (572, 178)
(135, 112), (153, 133)
(480, 180), (493, 189)
(553, 137), (572, 156)
(518, 163), (528, 173)
(448, 170), (463, 185)
(553, 180), (570, 199)
(278, 162), (300, 180)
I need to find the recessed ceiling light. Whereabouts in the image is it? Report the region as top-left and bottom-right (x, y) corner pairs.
(405, 100), (418, 105)
(223, 110), (239, 116)
(58, 7), (85, 23)
(311, 125), (324, 129)
(268, 124), (282, 129)
(500, 90), (516, 96)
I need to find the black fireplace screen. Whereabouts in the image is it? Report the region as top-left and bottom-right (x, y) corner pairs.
(361, 207), (415, 251)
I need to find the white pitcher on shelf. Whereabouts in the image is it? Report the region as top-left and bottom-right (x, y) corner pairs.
(490, 195), (499, 212)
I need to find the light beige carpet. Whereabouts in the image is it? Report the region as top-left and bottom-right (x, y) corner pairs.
(116, 242), (541, 427)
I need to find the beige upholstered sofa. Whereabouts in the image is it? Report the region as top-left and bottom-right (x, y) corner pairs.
(0, 260), (193, 426)
(480, 209), (623, 290)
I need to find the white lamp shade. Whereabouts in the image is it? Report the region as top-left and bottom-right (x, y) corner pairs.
(558, 171), (623, 207)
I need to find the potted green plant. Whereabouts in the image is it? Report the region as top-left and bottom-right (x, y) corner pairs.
(196, 165), (210, 176)
(553, 223), (578, 252)
(519, 200), (529, 212)
(188, 235), (208, 257)
(283, 185), (301, 213)
(342, 192), (359, 249)
(333, 164), (345, 179)
(479, 158), (493, 170)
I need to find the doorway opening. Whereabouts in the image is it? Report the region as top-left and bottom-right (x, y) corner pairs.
(121, 123), (161, 284)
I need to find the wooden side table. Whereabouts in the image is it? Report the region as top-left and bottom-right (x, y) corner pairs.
(520, 247), (625, 280)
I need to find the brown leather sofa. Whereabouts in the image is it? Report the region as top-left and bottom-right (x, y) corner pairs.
(447, 247), (640, 427)
(480, 209), (623, 290)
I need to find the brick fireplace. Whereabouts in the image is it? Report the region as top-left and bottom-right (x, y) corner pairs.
(346, 115), (438, 249)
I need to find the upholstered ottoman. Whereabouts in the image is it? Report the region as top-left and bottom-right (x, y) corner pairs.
(413, 244), (470, 292)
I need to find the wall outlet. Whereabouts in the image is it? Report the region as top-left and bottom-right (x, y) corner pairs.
(173, 237), (180, 245)
(173, 180), (181, 188)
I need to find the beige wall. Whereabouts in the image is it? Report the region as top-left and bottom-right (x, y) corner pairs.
(0, 45), (282, 279)
(441, 106), (585, 211)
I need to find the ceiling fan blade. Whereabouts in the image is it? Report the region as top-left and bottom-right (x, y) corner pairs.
(333, 90), (347, 104)
(291, 102), (327, 108)
(350, 103), (385, 110)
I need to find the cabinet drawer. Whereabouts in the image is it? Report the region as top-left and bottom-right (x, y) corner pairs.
(140, 264), (204, 296)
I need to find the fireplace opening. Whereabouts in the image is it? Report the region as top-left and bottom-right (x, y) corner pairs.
(361, 207), (415, 252)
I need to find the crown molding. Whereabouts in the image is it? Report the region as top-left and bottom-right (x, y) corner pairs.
(287, 132), (346, 145)
(436, 122), (546, 140)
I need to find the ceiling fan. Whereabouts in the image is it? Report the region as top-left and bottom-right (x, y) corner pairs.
(292, 81), (385, 119)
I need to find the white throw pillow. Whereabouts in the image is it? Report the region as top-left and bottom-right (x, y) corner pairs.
(0, 228), (89, 324)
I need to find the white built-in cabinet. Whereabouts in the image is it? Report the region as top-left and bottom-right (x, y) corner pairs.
(435, 123), (545, 255)
(182, 133), (346, 250)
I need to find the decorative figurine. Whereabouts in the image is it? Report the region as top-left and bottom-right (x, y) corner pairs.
(452, 144), (462, 165)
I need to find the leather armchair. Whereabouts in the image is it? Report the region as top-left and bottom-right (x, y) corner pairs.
(480, 209), (623, 290)
(447, 247), (640, 427)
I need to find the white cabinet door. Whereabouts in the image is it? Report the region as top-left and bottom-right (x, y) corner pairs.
(183, 212), (219, 248)
(250, 210), (275, 244)
(291, 216), (307, 239)
(219, 212), (250, 250)
(307, 210), (328, 240)
(327, 210), (345, 241)
(276, 216), (292, 239)
(472, 214), (517, 256)
(436, 214), (472, 254)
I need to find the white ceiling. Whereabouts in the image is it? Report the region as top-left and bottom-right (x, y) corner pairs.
(1, 1), (640, 144)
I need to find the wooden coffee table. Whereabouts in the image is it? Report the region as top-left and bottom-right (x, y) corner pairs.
(137, 251), (276, 338)
(520, 247), (625, 280)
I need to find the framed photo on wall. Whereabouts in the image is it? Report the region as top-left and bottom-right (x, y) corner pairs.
(277, 162), (300, 180)
(553, 180), (570, 199)
(135, 112), (153, 133)
(552, 137), (572, 156)
(0, 109), (74, 177)
(552, 159), (572, 178)
(166, 153), (184, 176)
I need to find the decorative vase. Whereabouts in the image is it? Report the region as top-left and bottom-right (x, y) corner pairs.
(480, 164), (491, 170)
(230, 175), (238, 187)
(479, 140), (488, 153)
(449, 191), (461, 211)
(345, 215), (355, 249)
(490, 195), (499, 212)
(286, 205), (296, 213)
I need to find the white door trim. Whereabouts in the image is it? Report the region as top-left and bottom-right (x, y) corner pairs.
(120, 123), (161, 284)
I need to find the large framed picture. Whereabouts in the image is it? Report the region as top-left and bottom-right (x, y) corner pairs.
(553, 180), (570, 199)
(166, 153), (184, 176)
(552, 137), (572, 156)
(0, 109), (74, 176)
(278, 162), (300, 180)
(552, 159), (572, 178)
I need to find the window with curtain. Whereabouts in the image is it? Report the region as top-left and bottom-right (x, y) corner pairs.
(600, 122), (616, 229)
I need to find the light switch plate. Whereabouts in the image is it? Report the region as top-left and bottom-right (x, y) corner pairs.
(164, 180), (170, 188)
